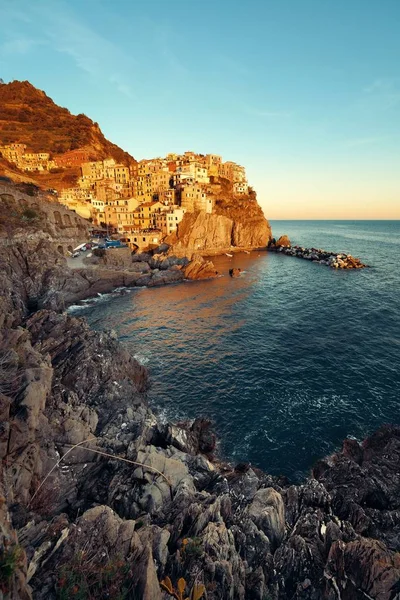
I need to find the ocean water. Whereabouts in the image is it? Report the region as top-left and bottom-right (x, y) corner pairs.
(77, 221), (400, 481)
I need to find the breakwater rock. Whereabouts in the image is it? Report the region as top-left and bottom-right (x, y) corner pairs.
(269, 238), (367, 269)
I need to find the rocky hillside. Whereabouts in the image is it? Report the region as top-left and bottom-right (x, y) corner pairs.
(0, 207), (399, 599)
(0, 80), (134, 163)
(168, 185), (272, 255)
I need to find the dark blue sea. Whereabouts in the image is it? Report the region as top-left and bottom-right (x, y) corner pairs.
(74, 221), (400, 481)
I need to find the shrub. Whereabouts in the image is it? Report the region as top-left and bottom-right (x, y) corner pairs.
(0, 545), (24, 595)
(56, 552), (133, 600)
(22, 208), (39, 220)
(181, 537), (203, 560)
(93, 248), (106, 258)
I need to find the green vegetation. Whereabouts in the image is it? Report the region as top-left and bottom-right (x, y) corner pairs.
(181, 537), (203, 560)
(22, 207), (39, 220)
(0, 544), (24, 594)
(56, 553), (133, 600)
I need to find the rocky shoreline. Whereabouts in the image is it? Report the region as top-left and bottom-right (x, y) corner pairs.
(268, 236), (368, 269)
(1, 238), (399, 600)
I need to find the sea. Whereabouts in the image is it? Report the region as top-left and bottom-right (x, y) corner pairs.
(70, 221), (400, 481)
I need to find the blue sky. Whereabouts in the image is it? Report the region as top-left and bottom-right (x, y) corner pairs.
(0, 0), (399, 218)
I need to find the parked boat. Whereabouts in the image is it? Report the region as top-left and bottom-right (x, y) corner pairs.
(225, 253), (233, 257)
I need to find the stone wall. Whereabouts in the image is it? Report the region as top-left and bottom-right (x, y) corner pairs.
(0, 182), (89, 254)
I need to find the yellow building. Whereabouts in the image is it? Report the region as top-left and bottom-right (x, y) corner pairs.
(151, 170), (171, 193)
(105, 197), (140, 228)
(132, 174), (153, 200)
(120, 230), (162, 251)
(218, 161), (246, 182)
(176, 163), (209, 183)
(233, 181), (249, 195)
(114, 165), (130, 184)
(0, 143), (26, 168)
(157, 188), (176, 205)
(155, 207), (186, 236)
(180, 185), (212, 213)
(81, 161), (105, 180)
(133, 201), (165, 229)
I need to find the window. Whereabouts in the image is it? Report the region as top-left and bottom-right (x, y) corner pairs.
(143, 237), (146, 242)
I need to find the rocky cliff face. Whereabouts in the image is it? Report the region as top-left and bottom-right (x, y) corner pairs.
(1, 237), (399, 600)
(167, 211), (233, 256)
(169, 188), (272, 256)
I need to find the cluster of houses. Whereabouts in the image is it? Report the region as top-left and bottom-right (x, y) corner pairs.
(0, 143), (93, 172)
(0, 145), (250, 251)
(0, 143), (55, 172)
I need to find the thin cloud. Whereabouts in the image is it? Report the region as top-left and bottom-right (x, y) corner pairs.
(2, 0), (136, 99)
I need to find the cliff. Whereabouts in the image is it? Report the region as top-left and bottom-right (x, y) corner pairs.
(1, 223), (399, 599)
(168, 187), (272, 256)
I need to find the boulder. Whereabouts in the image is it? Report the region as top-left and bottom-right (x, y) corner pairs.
(229, 267), (241, 277)
(247, 487), (286, 549)
(132, 251), (152, 263)
(184, 254), (219, 280)
(275, 235), (291, 248)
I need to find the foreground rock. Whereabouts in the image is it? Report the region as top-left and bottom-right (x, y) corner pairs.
(1, 238), (396, 600)
(184, 254), (219, 280)
(268, 239), (368, 269)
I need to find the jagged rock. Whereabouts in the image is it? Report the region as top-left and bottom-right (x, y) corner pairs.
(132, 251), (152, 262)
(92, 246), (132, 268)
(275, 235), (291, 247)
(247, 487), (286, 549)
(170, 211), (233, 256)
(169, 203), (272, 256)
(324, 538), (400, 599)
(0, 233), (397, 600)
(184, 254), (219, 280)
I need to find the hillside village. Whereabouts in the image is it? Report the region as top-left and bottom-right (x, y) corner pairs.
(0, 143), (249, 250)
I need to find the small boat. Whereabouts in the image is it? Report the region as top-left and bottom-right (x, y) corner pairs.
(244, 250), (250, 254)
(225, 253), (233, 257)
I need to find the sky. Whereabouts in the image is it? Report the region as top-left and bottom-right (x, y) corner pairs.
(0, 0), (399, 219)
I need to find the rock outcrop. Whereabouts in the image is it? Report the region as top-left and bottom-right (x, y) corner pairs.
(184, 254), (219, 280)
(275, 235), (291, 248)
(168, 211), (233, 256)
(168, 192), (272, 256)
